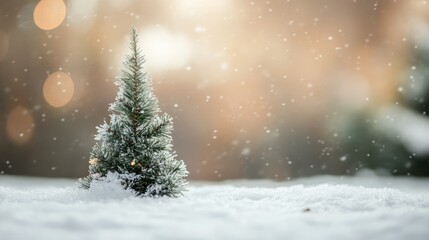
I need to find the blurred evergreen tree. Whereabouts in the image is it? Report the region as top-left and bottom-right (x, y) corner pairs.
(340, 26), (429, 176)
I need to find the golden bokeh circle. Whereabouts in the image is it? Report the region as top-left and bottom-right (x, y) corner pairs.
(33, 0), (66, 31)
(6, 106), (35, 145)
(43, 71), (75, 107)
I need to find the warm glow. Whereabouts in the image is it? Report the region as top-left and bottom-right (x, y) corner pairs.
(139, 27), (192, 71)
(6, 106), (35, 145)
(89, 158), (99, 165)
(33, 0), (66, 31)
(43, 71), (75, 107)
(176, 0), (230, 14)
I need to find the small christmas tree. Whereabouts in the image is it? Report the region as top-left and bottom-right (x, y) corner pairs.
(79, 27), (188, 197)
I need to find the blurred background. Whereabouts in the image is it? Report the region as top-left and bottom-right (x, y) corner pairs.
(1, 0), (429, 180)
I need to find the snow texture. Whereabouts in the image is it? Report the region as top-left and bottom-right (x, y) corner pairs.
(1, 172), (429, 240)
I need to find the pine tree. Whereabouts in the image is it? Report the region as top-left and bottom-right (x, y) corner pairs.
(339, 20), (429, 177)
(79, 27), (188, 197)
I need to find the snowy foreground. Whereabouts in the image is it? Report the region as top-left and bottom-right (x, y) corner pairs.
(1, 172), (429, 240)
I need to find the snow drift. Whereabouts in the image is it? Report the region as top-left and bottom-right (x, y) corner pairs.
(1, 174), (429, 240)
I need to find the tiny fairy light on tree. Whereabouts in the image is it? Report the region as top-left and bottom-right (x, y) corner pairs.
(79, 27), (188, 197)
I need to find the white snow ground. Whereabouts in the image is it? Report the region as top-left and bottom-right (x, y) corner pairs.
(1, 171), (429, 240)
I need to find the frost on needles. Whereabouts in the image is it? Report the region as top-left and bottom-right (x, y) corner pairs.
(79, 27), (188, 197)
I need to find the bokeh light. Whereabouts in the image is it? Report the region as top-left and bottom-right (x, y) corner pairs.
(6, 106), (35, 145)
(176, 0), (230, 16)
(33, 0), (66, 31)
(140, 27), (192, 71)
(43, 71), (75, 107)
